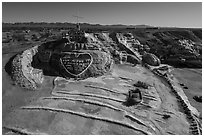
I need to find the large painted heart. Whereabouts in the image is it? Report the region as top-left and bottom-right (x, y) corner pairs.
(60, 52), (93, 77)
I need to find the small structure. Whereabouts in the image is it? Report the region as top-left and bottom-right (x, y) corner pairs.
(125, 88), (143, 106)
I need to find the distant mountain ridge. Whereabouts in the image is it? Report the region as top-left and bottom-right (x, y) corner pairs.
(2, 22), (155, 30)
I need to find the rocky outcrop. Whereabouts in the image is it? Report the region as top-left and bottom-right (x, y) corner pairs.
(142, 53), (161, 66)
(11, 46), (44, 90)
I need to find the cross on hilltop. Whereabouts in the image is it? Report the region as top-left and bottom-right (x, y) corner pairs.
(72, 15), (83, 31)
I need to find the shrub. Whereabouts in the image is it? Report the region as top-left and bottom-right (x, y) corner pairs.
(133, 81), (149, 89)
(163, 114), (171, 119)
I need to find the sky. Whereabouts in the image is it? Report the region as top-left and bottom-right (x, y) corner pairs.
(2, 2), (202, 28)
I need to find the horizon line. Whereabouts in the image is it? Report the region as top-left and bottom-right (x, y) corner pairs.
(2, 22), (201, 29)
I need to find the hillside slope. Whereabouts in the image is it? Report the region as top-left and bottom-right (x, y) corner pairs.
(130, 29), (202, 67)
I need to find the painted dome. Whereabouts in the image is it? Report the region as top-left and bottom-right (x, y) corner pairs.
(37, 29), (113, 79)
(10, 29), (114, 89)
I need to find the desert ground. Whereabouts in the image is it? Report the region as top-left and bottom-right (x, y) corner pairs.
(2, 24), (202, 135)
(172, 68), (202, 116)
(2, 53), (199, 135)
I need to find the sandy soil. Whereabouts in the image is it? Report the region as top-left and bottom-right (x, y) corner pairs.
(2, 53), (55, 128)
(2, 53), (192, 135)
(171, 68), (202, 115)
